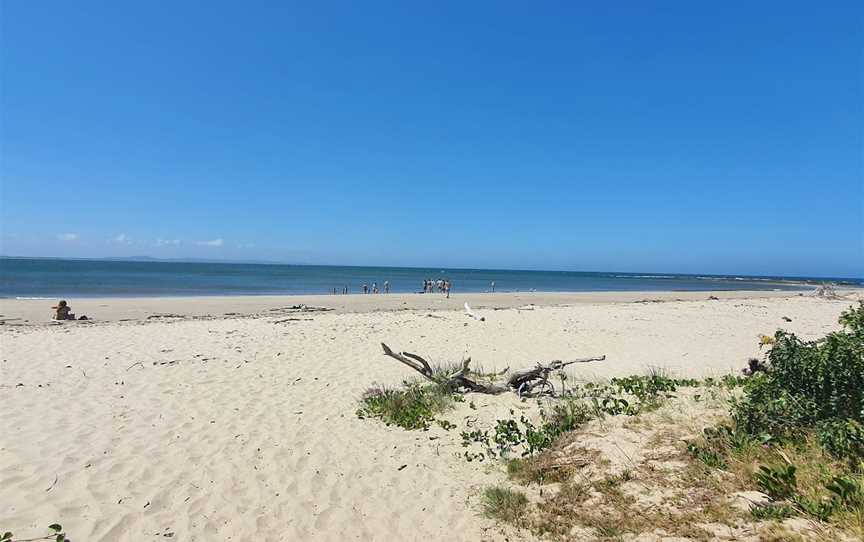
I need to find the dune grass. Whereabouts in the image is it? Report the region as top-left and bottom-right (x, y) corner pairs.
(480, 486), (529, 522)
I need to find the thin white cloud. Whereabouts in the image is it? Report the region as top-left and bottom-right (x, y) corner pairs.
(156, 238), (181, 246)
(56, 233), (79, 241)
(111, 233), (132, 244)
(196, 238), (224, 247)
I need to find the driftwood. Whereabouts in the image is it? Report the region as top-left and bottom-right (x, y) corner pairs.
(381, 343), (507, 393)
(505, 356), (606, 395)
(464, 303), (485, 321)
(812, 284), (840, 299)
(380, 343), (605, 396)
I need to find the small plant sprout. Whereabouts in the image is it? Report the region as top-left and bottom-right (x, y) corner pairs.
(0, 524), (69, 542)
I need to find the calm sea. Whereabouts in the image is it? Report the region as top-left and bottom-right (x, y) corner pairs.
(0, 258), (859, 298)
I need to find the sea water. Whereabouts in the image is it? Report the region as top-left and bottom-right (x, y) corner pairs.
(1, 257), (859, 298)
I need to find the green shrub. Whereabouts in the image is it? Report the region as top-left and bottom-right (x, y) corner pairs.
(839, 303), (864, 337)
(682, 304), (864, 535)
(826, 475), (864, 509)
(818, 419), (864, 465)
(732, 302), (864, 457)
(755, 463), (798, 501)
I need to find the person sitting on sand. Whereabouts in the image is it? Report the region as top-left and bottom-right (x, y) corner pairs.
(52, 300), (75, 320)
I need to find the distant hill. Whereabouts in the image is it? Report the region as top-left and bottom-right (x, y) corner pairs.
(0, 255), (287, 265)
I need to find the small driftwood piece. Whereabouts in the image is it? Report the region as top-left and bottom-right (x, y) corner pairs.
(464, 303), (485, 321)
(505, 356), (606, 394)
(380, 343), (604, 396)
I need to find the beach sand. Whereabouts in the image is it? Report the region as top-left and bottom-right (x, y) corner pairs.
(1, 291), (860, 541)
(0, 289), (813, 324)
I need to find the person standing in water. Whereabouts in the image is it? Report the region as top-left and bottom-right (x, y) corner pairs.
(491, 281), (495, 292)
(384, 280), (390, 294)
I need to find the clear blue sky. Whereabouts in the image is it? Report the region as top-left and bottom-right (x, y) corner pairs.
(1, 1), (861, 277)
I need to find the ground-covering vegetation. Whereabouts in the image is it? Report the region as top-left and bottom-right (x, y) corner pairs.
(357, 303), (864, 539)
(684, 302), (864, 537)
(357, 366), (740, 434)
(356, 381), (458, 430)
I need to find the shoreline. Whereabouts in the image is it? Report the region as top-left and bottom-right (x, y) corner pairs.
(2, 288), (859, 325)
(0, 286), (814, 301)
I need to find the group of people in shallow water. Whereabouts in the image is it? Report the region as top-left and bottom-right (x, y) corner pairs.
(329, 278), (455, 297)
(330, 281), (391, 295)
(422, 278), (451, 298)
(362, 281), (389, 294)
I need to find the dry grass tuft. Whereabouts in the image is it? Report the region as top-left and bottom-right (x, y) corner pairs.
(480, 486), (529, 523)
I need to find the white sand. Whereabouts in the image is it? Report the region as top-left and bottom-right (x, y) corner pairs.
(0, 291), (859, 541)
(0, 289), (809, 324)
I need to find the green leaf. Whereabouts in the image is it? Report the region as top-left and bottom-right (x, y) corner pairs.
(48, 523), (62, 531)
(56, 535), (65, 542)
(2, 532), (12, 541)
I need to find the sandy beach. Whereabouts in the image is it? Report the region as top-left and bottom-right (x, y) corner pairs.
(1, 290), (860, 541)
(0, 289), (814, 324)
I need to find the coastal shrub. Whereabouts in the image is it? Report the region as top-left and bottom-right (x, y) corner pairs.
(682, 305), (864, 537)
(732, 302), (864, 457)
(755, 462), (799, 501)
(356, 382), (454, 430)
(818, 419), (864, 464)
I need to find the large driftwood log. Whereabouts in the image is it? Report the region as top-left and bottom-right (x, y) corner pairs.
(381, 343), (507, 393)
(380, 343), (605, 396)
(812, 284), (840, 299)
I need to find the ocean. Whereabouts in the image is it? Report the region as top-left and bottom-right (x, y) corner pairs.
(0, 257), (859, 298)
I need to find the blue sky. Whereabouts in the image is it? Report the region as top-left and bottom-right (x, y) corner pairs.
(1, 1), (861, 277)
